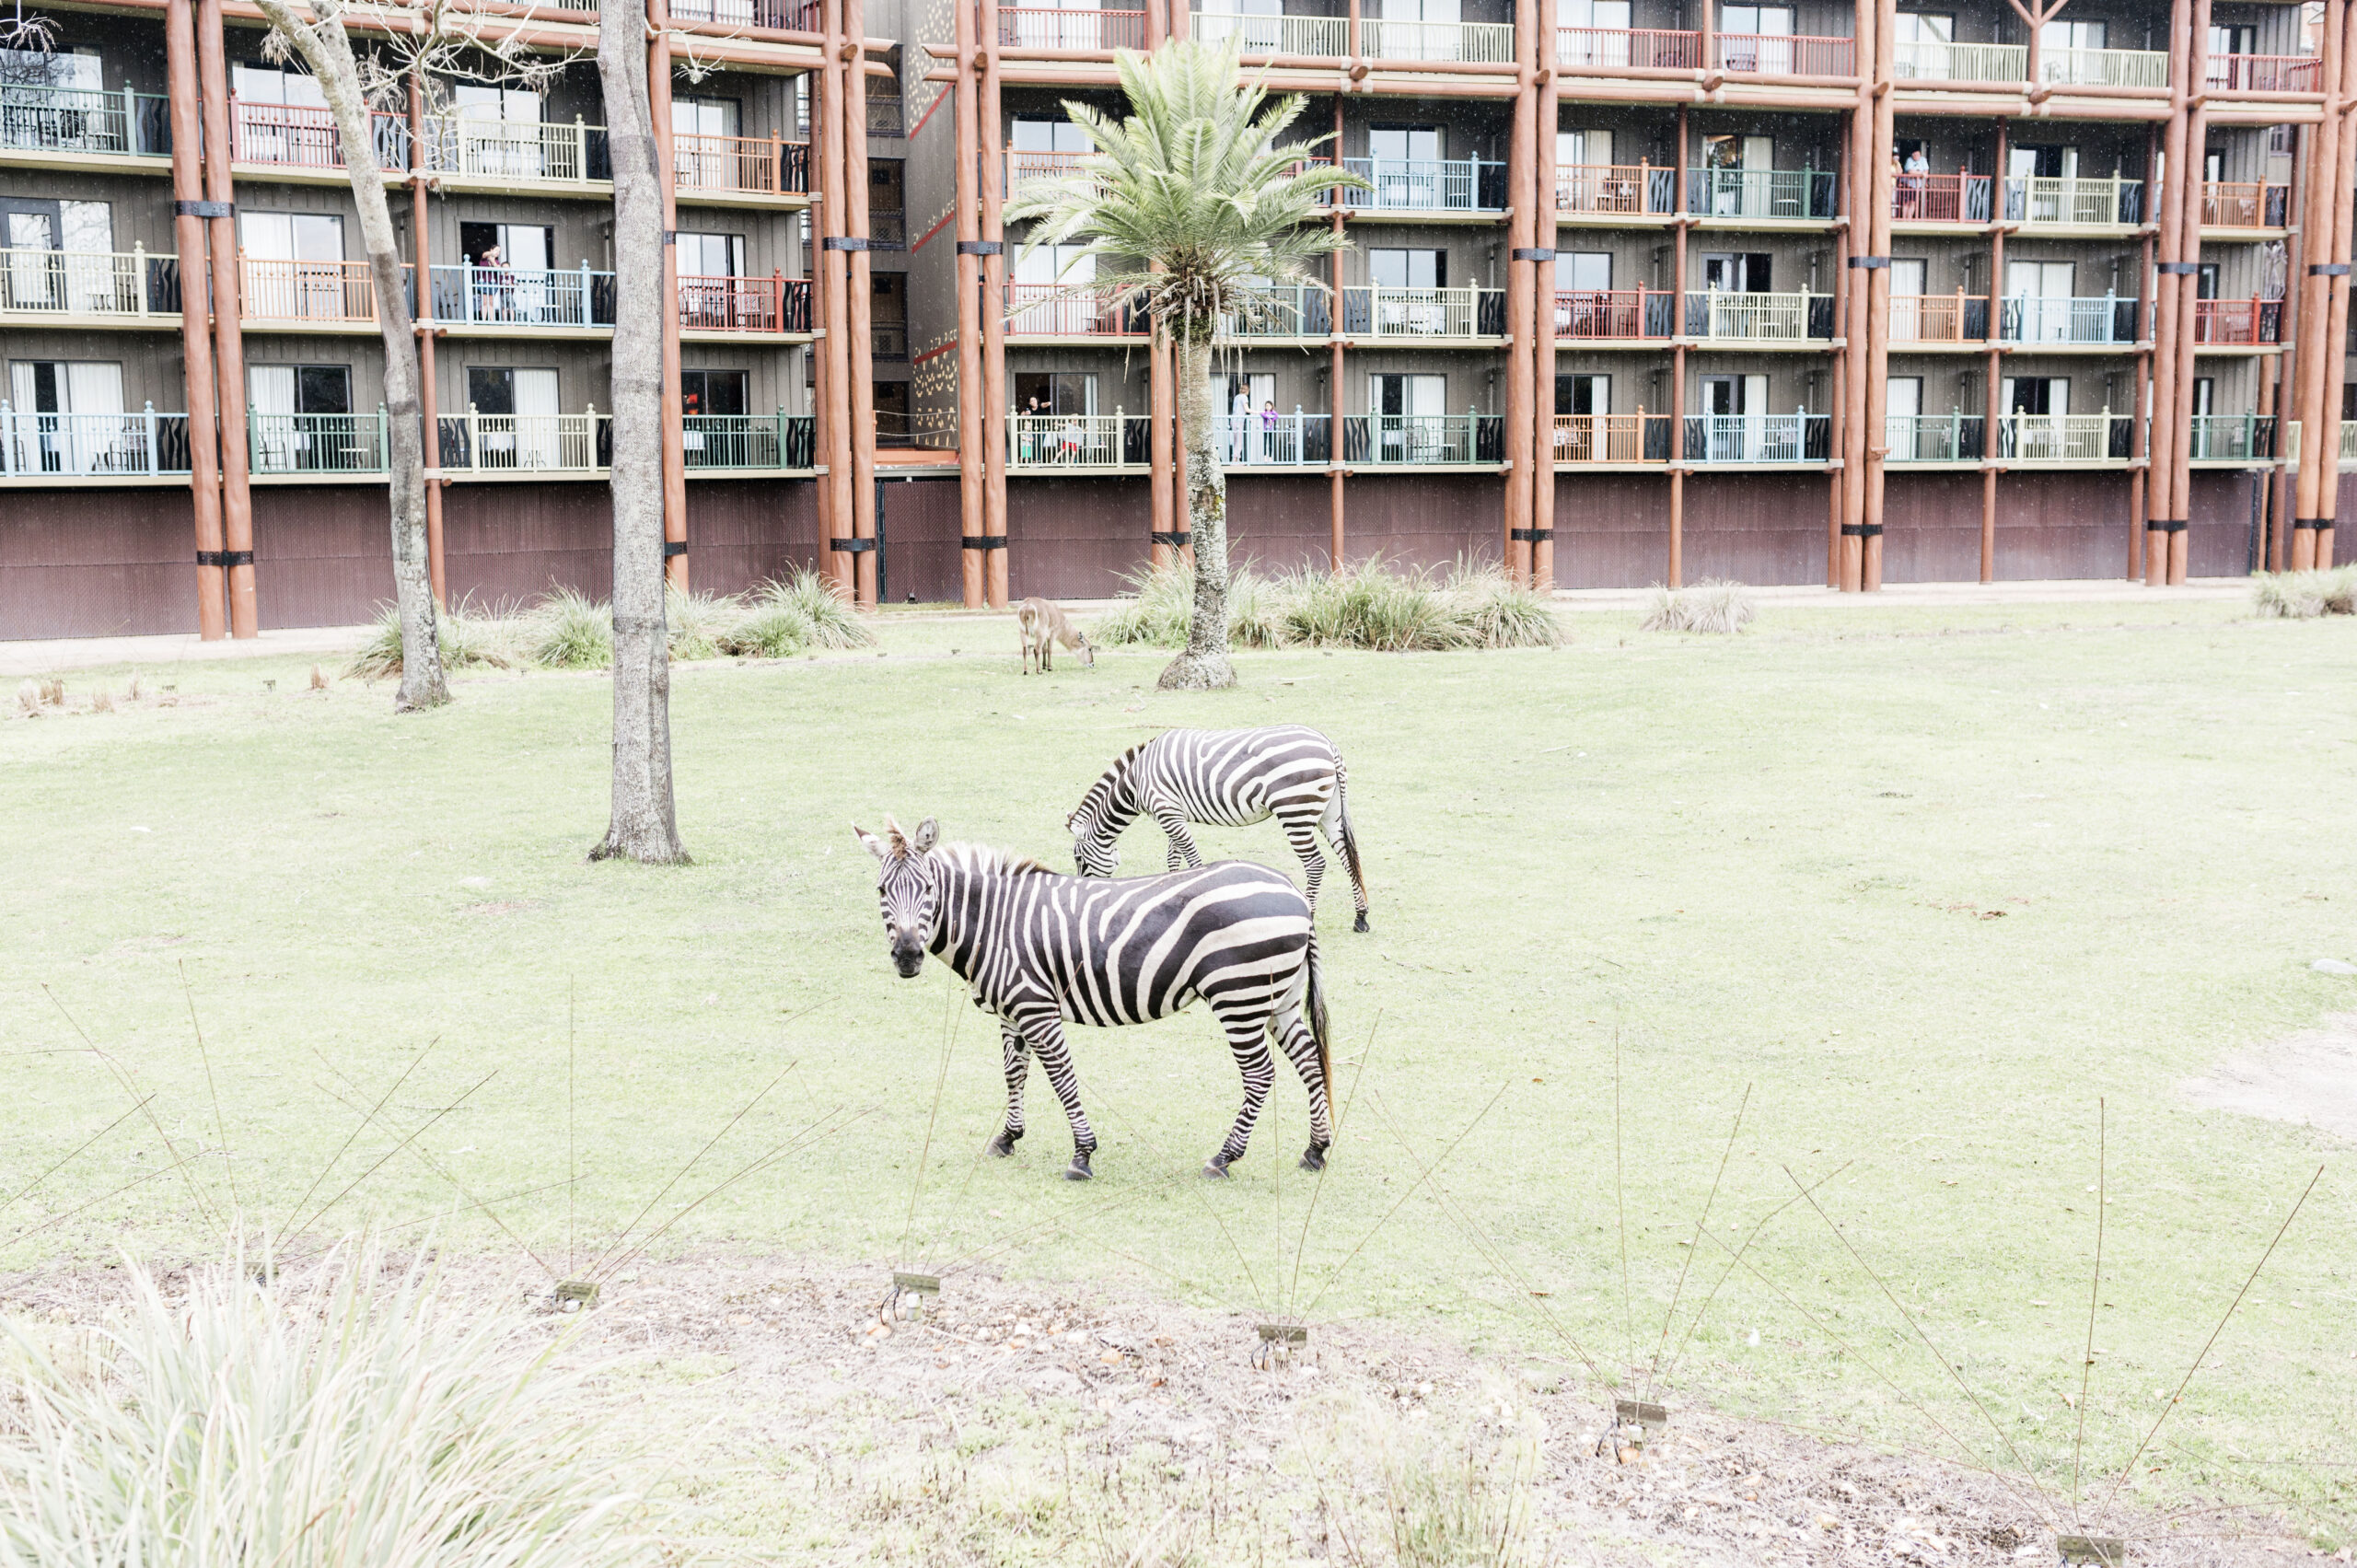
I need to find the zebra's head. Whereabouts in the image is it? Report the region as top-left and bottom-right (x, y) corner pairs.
(853, 815), (940, 978)
(1065, 749), (1138, 877)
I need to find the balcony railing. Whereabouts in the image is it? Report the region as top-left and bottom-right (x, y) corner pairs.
(998, 7), (1145, 49)
(1341, 157), (1507, 212)
(426, 115), (609, 182)
(1712, 31), (1853, 75)
(684, 411), (817, 470)
(1341, 285), (1506, 338)
(2341, 420), (2357, 460)
(1190, 9), (1347, 56)
(1363, 18), (1515, 64)
(1224, 284), (1333, 337)
(1686, 412), (1832, 463)
(1555, 26), (1701, 68)
(1888, 292), (1990, 342)
(429, 262), (614, 328)
(1556, 163), (1676, 215)
(2040, 47), (2169, 88)
(1212, 411), (1331, 465)
(866, 93), (903, 136)
(1008, 411), (1149, 468)
(250, 409), (389, 475)
(1885, 412), (1986, 461)
(1994, 411), (2133, 461)
(1999, 294), (2139, 344)
(673, 133), (809, 194)
(0, 404), (190, 477)
(1005, 149), (1097, 193)
(0, 248), (181, 318)
(0, 84), (170, 157)
(680, 273), (811, 332)
(1341, 412), (1503, 465)
(872, 321), (909, 358)
(229, 99), (410, 170)
(1004, 284), (1144, 336)
(1550, 412), (1671, 463)
(871, 209), (907, 249)
(241, 257), (383, 323)
(2187, 412), (2278, 461)
(2003, 174), (2142, 226)
(1552, 287), (1675, 339)
(2204, 53), (2318, 91)
(668, 0), (820, 26)
(1893, 172), (1991, 223)
(2201, 180), (2290, 228)
(436, 407), (612, 472)
(1893, 40), (2027, 80)
(2189, 296), (2282, 344)
(1686, 167), (1837, 220)
(1685, 290), (1835, 342)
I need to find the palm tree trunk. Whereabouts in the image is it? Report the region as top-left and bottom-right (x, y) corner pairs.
(591, 0), (688, 864)
(1161, 336), (1237, 690)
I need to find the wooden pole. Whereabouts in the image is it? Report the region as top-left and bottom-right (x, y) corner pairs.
(1670, 105), (1687, 589)
(819, 0), (854, 594)
(1330, 113), (1347, 572)
(2292, 0), (2342, 568)
(196, 0), (255, 636)
(954, 0), (984, 606)
(2315, 0), (2357, 569)
(845, 0), (879, 604)
(2167, 0), (2212, 586)
(1840, 0), (1869, 592)
(1863, 0), (1893, 590)
(1829, 123), (1847, 587)
(2146, 0), (2190, 584)
(2270, 114), (2305, 575)
(165, 0), (226, 641)
(407, 72), (446, 609)
(1532, 0), (1558, 591)
(1503, 0), (1536, 583)
(1985, 118), (2006, 584)
(649, 8), (691, 593)
(980, 0), (1009, 605)
(2131, 123), (2154, 580)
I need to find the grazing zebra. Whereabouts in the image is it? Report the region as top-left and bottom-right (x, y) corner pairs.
(855, 816), (1332, 1180)
(1067, 726), (1371, 934)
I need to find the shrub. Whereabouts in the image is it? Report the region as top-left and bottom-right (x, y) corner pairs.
(1446, 562), (1563, 649)
(346, 598), (521, 681)
(1283, 558), (1467, 652)
(2251, 565), (2357, 620)
(0, 1245), (667, 1568)
(721, 598), (810, 659)
(772, 570), (877, 650)
(666, 587), (742, 662)
(1100, 557), (1561, 653)
(1640, 578), (1756, 633)
(531, 588), (616, 670)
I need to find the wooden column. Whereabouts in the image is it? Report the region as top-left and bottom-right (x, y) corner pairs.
(1329, 112), (1347, 572)
(818, 0), (854, 594)
(195, 0), (255, 636)
(845, 0), (879, 604)
(1985, 119), (2006, 584)
(409, 73), (446, 608)
(1862, 0), (1892, 590)
(954, 0), (985, 605)
(1839, 0), (1870, 592)
(980, 0), (1010, 605)
(2270, 115), (2305, 574)
(2291, 4), (2343, 567)
(165, 0), (226, 640)
(1503, 0), (1537, 582)
(2316, 0), (2357, 569)
(1829, 124), (1848, 586)
(1669, 106), (1687, 588)
(2146, 0), (2190, 583)
(2166, 0), (2212, 586)
(649, 10), (691, 592)
(1531, 0), (1558, 590)
(2131, 123), (2154, 580)
(1146, 0), (1175, 571)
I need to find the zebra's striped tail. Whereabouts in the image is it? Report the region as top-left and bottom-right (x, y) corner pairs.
(1335, 767), (1369, 934)
(1306, 929), (1332, 1142)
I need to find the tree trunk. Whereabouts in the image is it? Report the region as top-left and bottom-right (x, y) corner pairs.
(1161, 335), (1237, 690)
(253, 2), (447, 711)
(592, 0), (689, 864)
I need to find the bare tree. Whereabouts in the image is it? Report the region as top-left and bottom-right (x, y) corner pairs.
(588, 0), (686, 864)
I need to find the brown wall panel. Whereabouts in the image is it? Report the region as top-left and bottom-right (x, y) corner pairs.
(1678, 473), (1829, 586)
(444, 483), (614, 611)
(1006, 477), (1152, 599)
(1552, 473), (1672, 588)
(1226, 474), (1331, 576)
(1335, 473), (1501, 573)
(686, 478), (821, 598)
(1880, 472), (1986, 586)
(2187, 470), (2263, 579)
(253, 486), (398, 631)
(877, 476), (963, 604)
(1884, 470), (2137, 584)
(0, 487), (202, 640)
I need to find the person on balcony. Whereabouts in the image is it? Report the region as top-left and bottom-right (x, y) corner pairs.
(1231, 383), (1253, 463)
(1902, 146), (1930, 219)
(1260, 400), (1279, 462)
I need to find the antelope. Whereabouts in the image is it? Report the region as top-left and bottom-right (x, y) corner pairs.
(1017, 598), (1097, 674)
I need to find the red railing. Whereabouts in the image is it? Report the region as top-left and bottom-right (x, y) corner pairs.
(1712, 32), (1853, 75)
(1891, 171), (1992, 223)
(1555, 162), (1673, 215)
(673, 133), (809, 195)
(2205, 53), (2322, 91)
(678, 273), (810, 333)
(2200, 180), (2290, 227)
(1555, 26), (1701, 69)
(997, 7), (1144, 49)
(1551, 288), (1671, 340)
(2193, 297), (2282, 344)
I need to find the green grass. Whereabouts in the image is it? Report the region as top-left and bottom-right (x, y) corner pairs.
(6, 600), (2356, 1536)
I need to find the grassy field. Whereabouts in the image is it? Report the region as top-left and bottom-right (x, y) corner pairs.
(5, 598), (2354, 1539)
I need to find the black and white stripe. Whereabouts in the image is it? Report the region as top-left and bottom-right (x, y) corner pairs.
(857, 818), (1332, 1180)
(1067, 725), (1371, 933)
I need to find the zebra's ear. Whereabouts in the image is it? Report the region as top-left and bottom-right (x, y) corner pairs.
(911, 818), (940, 854)
(853, 823), (890, 861)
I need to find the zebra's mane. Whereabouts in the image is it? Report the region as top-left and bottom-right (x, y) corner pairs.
(935, 841), (1060, 878)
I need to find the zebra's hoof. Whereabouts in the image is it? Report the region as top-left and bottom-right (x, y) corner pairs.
(986, 1129), (1021, 1157)
(1202, 1155), (1233, 1179)
(1063, 1151), (1093, 1181)
(1353, 912), (1370, 934)
(1299, 1144), (1328, 1172)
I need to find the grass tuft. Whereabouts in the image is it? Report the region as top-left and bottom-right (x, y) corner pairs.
(2250, 565), (2357, 620)
(1640, 579), (1757, 634)
(666, 587), (742, 662)
(761, 570), (876, 651)
(1101, 558), (1562, 654)
(530, 589), (617, 670)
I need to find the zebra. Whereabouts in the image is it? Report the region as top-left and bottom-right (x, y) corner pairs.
(855, 816), (1332, 1181)
(1067, 726), (1371, 934)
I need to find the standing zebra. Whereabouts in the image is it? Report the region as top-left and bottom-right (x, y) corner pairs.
(855, 816), (1332, 1180)
(1067, 726), (1371, 933)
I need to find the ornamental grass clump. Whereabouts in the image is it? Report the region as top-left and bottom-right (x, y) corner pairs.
(1282, 558), (1467, 652)
(2250, 565), (2357, 619)
(531, 587), (617, 669)
(666, 587), (744, 661)
(765, 569), (876, 650)
(1095, 561), (1277, 648)
(347, 596), (522, 680)
(1640, 578), (1756, 634)
(1102, 557), (1561, 653)
(0, 1245), (668, 1568)
(1446, 562), (1563, 649)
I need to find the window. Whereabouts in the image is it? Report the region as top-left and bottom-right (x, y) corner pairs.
(250, 363), (352, 415)
(1013, 371), (1097, 417)
(1368, 125), (1442, 164)
(1557, 374), (1608, 415)
(1721, 5), (1793, 33)
(1556, 3), (1633, 64)
(2204, 147), (2224, 184)
(2, 198), (113, 312)
(2001, 376), (2068, 415)
(1368, 373), (1446, 459)
(459, 222), (552, 272)
(680, 368), (748, 418)
(238, 211), (348, 319)
(1700, 134), (1774, 214)
(1561, 251), (1610, 291)
(451, 85), (542, 123)
(1368, 248), (1446, 289)
(874, 382), (911, 444)
(2009, 145), (2078, 180)
(1558, 129), (1612, 168)
(1216, 372), (1278, 462)
(2196, 262), (2220, 301)
(1891, 12), (1951, 41)
(1699, 251), (1771, 291)
(2208, 23), (2255, 56)
(1700, 372), (1771, 459)
(1885, 377), (1922, 418)
(672, 95), (740, 138)
(239, 210), (345, 261)
(2190, 377), (2214, 418)
(232, 62), (327, 108)
(676, 231), (745, 277)
(0, 47), (101, 90)
(464, 365), (563, 467)
(1011, 117), (1090, 154)
(1560, 0), (1630, 26)
(1889, 259), (1928, 295)
(6, 358), (124, 473)
(249, 363), (353, 471)
(871, 272), (907, 357)
(2040, 19), (2106, 50)
(9, 358), (121, 414)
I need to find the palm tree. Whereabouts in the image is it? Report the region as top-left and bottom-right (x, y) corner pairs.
(1004, 39), (1359, 691)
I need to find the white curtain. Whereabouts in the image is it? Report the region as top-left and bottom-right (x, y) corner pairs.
(62, 200), (115, 311)
(513, 367), (560, 467)
(250, 364), (296, 469)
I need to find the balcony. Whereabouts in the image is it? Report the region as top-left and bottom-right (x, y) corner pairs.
(1008, 412), (1149, 470)
(2206, 53), (2319, 92)
(0, 405), (189, 479)
(1684, 290), (1835, 343)
(1885, 412), (1986, 462)
(2201, 180), (2289, 229)
(871, 209), (908, 250)
(1341, 285), (1506, 339)
(682, 274), (811, 333)
(241, 258), (384, 326)
(2187, 413), (2278, 462)
(0, 83), (170, 159)
(1552, 287), (1674, 340)
(1004, 285), (1144, 337)
(1893, 172), (1991, 223)
(1006, 149), (1097, 195)
(1887, 293), (1989, 343)
(1994, 411), (2132, 462)
(250, 410), (389, 476)
(426, 115), (610, 185)
(1190, 10), (1347, 57)
(1341, 412), (1504, 465)
(1712, 32), (1853, 75)
(1895, 174), (2142, 227)
(684, 412), (817, 470)
(1341, 157), (1507, 214)
(229, 99), (410, 172)
(867, 93), (903, 136)
(1212, 412), (1332, 466)
(1998, 295), (2139, 345)
(436, 408), (612, 474)
(1363, 18), (1515, 64)
(430, 263), (613, 329)
(1685, 167), (1837, 221)
(2040, 48), (2169, 88)
(2193, 297), (2282, 346)
(1686, 412), (1831, 463)
(872, 321), (909, 358)
(998, 7), (1146, 49)
(1893, 40), (2027, 81)
(1555, 26), (1700, 69)
(0, 248), (181, 322)
(1550, 412), (1671, 464)
(668, 0), (821, 26)
(673, 134), (809, 195)
(1225, 284), (1334, 339)
(1556, 163), (1676, 215)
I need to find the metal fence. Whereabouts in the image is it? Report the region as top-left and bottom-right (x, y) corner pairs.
(1685, 290), (1835, 341)
(1686, 412), (1831, 463)
(683, 412), (816, 469)
(0, 405), (190, 477)
(1, 84), (171, 157)
(1884, 413), (1987, 462)
(1341, 156), (1507, 212)
(0, 248), (180, 317)
(1341, 286), (1506, 338)
(1685, 166), (1837, 220)
(250, 410), (389, 474)
(1998, 294), (2139, 344)
(1341, 412), (1504, 465)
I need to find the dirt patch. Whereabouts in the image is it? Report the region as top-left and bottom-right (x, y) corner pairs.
(2182, 1015), (2357, 1143)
